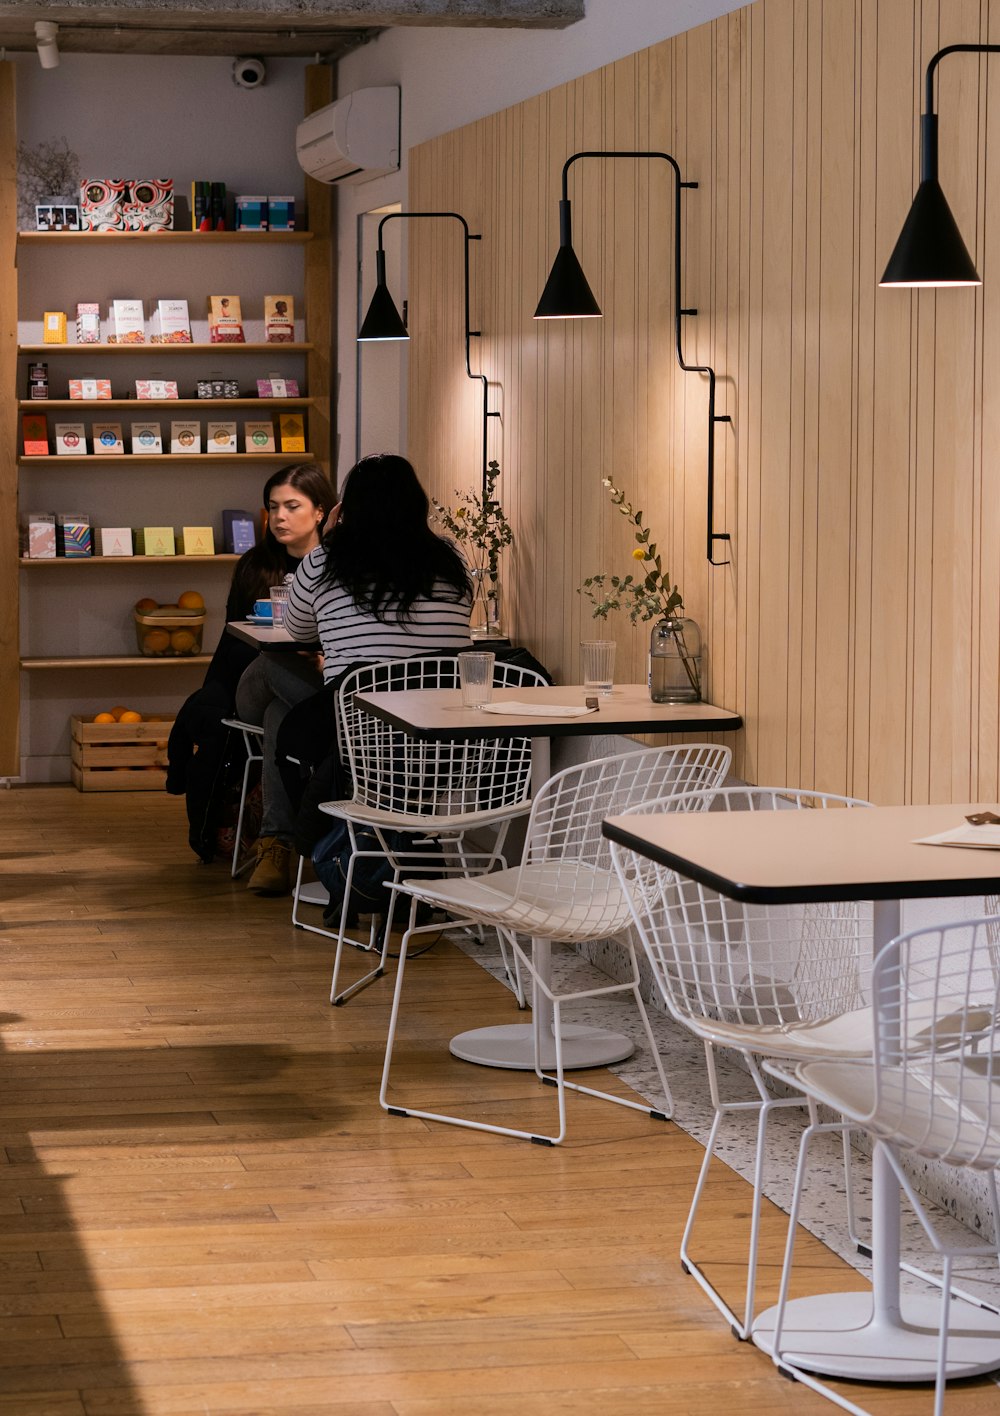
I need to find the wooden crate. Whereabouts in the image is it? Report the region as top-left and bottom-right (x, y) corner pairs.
(70, 715), (173, 791)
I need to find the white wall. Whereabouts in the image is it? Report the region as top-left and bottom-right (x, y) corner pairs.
(332, 0), (746, 482)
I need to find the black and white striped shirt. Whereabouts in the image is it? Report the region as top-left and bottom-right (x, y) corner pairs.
(285, 545), (472, 681)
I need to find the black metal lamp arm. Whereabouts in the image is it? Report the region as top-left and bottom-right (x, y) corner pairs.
(920, 44), (1000, 182)
(560, 152), (731, 565)
(375, 210), (496, 498)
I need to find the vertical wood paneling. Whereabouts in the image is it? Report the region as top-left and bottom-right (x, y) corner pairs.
(0, 63), (18, 778)
(409, 0), (1000, 806)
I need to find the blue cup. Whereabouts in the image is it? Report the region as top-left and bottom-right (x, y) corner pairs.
(252, 599), (273, 619)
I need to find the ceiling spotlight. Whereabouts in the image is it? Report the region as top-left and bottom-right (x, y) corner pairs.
(35, 20), (59, 70)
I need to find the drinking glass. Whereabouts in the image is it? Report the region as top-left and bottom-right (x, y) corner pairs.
(269, 583), (290, 627)
(458, 651), (495, 708)
(580, 640), (616, 695)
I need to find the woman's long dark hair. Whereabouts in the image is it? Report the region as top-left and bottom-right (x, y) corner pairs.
(229, 463), (335, 608)
(319, 453), (470, 620)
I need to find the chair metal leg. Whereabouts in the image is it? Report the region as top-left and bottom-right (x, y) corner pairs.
(230, 754), (256, 878)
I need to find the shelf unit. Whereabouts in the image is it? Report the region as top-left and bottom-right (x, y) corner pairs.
(1, 62), (334, 779)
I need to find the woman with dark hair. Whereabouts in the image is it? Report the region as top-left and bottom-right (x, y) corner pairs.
(166, 463), (336, 862)
(236, 453), (472, 894)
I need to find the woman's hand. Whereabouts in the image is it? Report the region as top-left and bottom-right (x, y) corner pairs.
(322, 502), (341, 535)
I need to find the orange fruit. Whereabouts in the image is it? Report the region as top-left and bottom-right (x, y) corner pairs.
(119, 710), (143, 724)
(169, 629), (196, 653)
(177, 590), (205, 611)
(142, 629), (170, 654)
(110, 705), (128, 721)
(93, 712), (115, 724)
(134, 597), (158, 613)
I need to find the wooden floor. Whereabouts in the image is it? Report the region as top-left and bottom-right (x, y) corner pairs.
(1, 786), (998, 1415)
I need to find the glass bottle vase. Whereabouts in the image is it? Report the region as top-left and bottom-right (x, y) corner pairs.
(469, 567), (504, 639)
(649, 614), (702, 703)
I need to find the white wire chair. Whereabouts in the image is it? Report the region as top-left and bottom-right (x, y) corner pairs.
(219, 717), (265, 877)
(379, 743), (733, 1146)
(761, 917), (1000, 1416)
(316, 656), (548, 1005)
(609, 785), (874, 1339)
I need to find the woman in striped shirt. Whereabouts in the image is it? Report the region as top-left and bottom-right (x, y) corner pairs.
(236, 453), (472, 894)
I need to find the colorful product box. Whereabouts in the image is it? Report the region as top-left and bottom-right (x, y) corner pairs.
(69, 378), (113, 400)
(235, 195), (268, 231)
(223, 510), (257, 554)
(206, 421), (238, 453)
(243, 419), (275, 453)
(256, 377), (299, 398)
(22, 413), (49, 455)
(26, 513), (56, 559)
(134, 526), (176, 556)
(264, 295), (294, 343)
(107, 299), (145, 344)
(27, 361), (48, 400)
(208, 295), (245, 344)
(124, 179), (173, 232)
(150, 299), (191, 344)
(170, 421), (201, 454)
(182, 526), (216, 555)
(98, 527), (134, 557)
(43, 311), (67, 344)
(76, 303), (101, 344)
(55, 422), (87, 456)
(56, 514), (93, 559)
(80, 180), (127, 232)
(135, 379), (179, 400)
(130, 422), (163, 455)
(92, 422), (124, 454)
(268, 196), (295, 232)
(278, 412), (306, 453)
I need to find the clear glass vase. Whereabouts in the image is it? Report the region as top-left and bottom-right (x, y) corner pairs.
(469, 567), (503, 639)
(649, 614), (702, 702)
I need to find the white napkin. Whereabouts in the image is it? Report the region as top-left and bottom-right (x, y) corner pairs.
(479, 700), (597, 718)
(915, 825), (1000, 850)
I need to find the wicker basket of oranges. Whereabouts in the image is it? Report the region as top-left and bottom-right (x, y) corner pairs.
(134, 592), (206, 657)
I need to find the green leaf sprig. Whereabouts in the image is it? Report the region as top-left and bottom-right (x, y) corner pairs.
(579, 476), (684, 623)
(431, 459), (513, 585)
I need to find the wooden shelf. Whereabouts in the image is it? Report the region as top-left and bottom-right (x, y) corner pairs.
(18, 342), (313, 355)
(18, 230), (313, 245)
(20, 452), (314, 466)
(22, 656), (212, 670)
(20, 555), (239, 567)
(18, 398), (312, 410)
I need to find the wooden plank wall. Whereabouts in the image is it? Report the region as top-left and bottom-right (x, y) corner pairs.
(406, 0), (1000, 806)
(0, 63), (18, 778)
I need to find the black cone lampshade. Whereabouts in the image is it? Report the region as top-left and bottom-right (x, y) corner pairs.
(358, 249), (409, 340)
(533, 199), (602, 319)
(880, 177), (980, 287)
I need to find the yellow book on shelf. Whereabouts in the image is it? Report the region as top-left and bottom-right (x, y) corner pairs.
(182, 527), (215, 556)
(278, 412), (306, 453)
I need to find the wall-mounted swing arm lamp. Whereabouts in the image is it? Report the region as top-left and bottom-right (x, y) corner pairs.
(880, 43), (1000, 288)
(358, 210), (498, 499)
(534, 151), (731, 566)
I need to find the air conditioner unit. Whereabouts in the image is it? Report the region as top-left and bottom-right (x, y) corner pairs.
(296, 86), (400, 185)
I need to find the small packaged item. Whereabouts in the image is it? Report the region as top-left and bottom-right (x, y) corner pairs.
(279, 412), (306, 453)
(22, 412), (49, 455)
(224, 379), (240, 398)
(56, 513), (93, 558)
(244, 419), (275, 453)
(268, 196), (296, 232)
(134, 526), (176, 556)
(98, 527), (134, 557)
(107, 299), (145, 344)
(149, 299), (191, 344)
(92, 422), (124, 455)
(256, 376), (299, 398)
(43, 311), (67, 344)
(125, 179), (173, 232)
(135, 379), (179, 400)
(80, 180), (127, 232)
(235, 195), (268, 231)
(208, 295), (244, 343)
(182, 526), (215, 555)
(223, 510), (257, 554)
(26, 513), (57, 559)
(191, 181), (212, 232)
(206, 420), (238, 453)
(27, 362), (49, 400)
(75, 303), (101, 344)
(210, 182), (227, 231)
(130, 422), (163, 455)
(69, 377), (113, 400)
(170, 420), (201, 454)
(196, 379), (214, 399)
(264, 295), (295, 343)
(54, 422), (87, 456)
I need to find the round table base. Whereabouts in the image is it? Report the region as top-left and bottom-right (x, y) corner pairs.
(449, 1022), (635, 1071)
(752, 1291), (1000, 1381)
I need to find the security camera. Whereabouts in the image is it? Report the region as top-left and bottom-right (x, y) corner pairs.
(232, 57), (266, 89)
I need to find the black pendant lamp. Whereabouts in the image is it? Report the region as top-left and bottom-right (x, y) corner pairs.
(533, 199), (602, 318)
(880, 44), (1000, 289)
(358, 247), (409, 340)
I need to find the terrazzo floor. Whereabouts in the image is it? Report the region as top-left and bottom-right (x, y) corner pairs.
(451, 927), (1000, 1333)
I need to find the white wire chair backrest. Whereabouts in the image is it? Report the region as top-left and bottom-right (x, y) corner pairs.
(338, 657), (546, 820)
(492, 745), (733, 941)
(611, 786), (875, 1036)
(867, 918), (1000, 1167)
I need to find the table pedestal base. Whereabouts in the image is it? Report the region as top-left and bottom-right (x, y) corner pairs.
(449, 1022), (635, 1071)
(752, 1292), (1000, 1381)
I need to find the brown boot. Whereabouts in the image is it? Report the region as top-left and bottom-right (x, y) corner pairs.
(247, 836), (294, 895)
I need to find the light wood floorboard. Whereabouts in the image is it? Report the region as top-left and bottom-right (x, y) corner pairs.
(0, 786), (996, 1414)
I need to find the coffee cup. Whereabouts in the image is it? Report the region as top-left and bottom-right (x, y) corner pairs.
(252, 599), (273, 619)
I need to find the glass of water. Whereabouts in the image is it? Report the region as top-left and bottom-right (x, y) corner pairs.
(458, 651), (495, 708)
(580, 640), (616, 695)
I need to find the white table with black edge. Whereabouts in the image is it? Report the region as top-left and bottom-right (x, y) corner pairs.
(601, 800), (1000, 1387)
(354, 683), (742, 1071)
